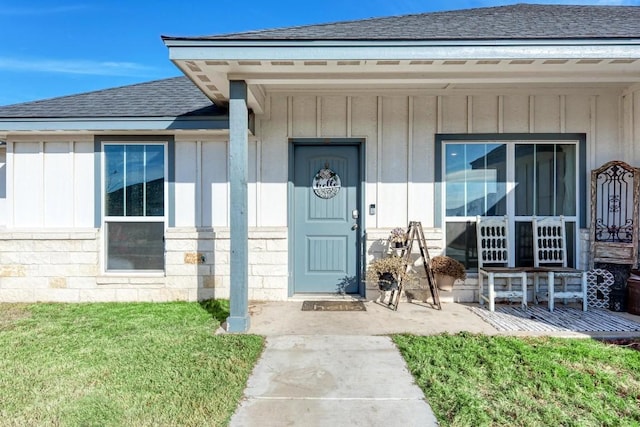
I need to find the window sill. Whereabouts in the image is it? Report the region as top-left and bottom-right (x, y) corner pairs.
(101, 270), (165, 276)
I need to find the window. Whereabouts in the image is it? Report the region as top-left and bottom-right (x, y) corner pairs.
(438, 135), (585, 270)
(103, 143), (166, 271)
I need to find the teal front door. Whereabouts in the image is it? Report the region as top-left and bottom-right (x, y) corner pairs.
(293, 144), (360, 294)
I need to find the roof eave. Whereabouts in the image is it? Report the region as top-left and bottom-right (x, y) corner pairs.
(164, 38), (640, 61)
(0, 115), (230, 132)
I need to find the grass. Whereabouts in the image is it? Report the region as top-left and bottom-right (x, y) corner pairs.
(393, 332), (640, 427)
(0, 301), (264, 427)
(4, 302), (640, 427)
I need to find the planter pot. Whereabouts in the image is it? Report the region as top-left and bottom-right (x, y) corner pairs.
(378, 272), (398, 291)
(435, 273), (456, 292)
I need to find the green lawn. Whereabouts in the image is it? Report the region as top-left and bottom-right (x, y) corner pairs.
(394, 332), (640, 427)
(0, 301), (264, 427)
(4, 303), (640, 427)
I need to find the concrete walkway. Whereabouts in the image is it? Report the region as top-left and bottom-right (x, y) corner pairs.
(229, 300), (464, 427)
(228, 299), (640, 426)
(229, 334), (439, 427)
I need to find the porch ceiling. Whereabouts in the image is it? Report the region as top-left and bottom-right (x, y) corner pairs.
(166, 43), (640, 114)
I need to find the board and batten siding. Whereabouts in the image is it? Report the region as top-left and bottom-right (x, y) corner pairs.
(6, 138), (95, 228)
(0, 91), (628, 231)
(258, 91), (622, 231)
(623, 85), (640, 163)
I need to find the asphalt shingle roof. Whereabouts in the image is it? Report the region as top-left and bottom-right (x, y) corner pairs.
(164, 4), (640, 41)
(4, 4), (640, 121)
(0, 76), (223, 119)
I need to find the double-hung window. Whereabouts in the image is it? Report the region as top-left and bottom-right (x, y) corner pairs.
(438, 134), (586, 270)
(103, 143), (166, 271)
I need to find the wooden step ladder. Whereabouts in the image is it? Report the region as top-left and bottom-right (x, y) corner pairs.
(390, 221), (441, 311)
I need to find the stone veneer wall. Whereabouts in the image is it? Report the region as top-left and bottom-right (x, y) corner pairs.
(0, 227), (289, 302)
(0, 229), (101, 302)
(579, 228), (590, 270)
(0, 226), (590, 303)
(164, 227), (289, 302)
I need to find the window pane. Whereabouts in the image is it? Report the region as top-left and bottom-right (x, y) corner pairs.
(445, 144), (506, 217)
(556, 144), (576, 216)
(445, 144), (466, 216)
(445, 222), (477, 269)
(466, 144), (487, 216)
(126, 145), (145, 216)
(105, 145), (124, 216)
(480, 144), (507, 216)
(535, 144), (556, 215)
(107, 222), (164, 270)
(514, 145), (534, 215)
(145, 145), (165, 216)
(515, 144), (576, 216)
(104, 144), (165, 218)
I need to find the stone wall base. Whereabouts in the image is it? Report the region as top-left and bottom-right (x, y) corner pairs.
(0, 227), (288, 303)
(0, 226), (590, 303)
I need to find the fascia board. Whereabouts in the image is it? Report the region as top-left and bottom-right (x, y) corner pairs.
(0, 116), (230, 132)
(166, 39), (640, 61)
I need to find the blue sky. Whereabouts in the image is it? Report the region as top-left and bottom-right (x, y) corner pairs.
(1, 0), (639, 106)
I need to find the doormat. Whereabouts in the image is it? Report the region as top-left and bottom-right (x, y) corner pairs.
(301, 301), (366, 312)
(468, 305), (640, 333)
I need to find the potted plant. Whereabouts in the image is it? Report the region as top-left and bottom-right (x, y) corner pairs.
(366, 255), (414, 291)
(430, 255), (467, 292)
(389, 227), (408, 248)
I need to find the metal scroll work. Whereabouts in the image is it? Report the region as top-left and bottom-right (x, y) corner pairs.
(312, 167), (341, 199)
(590, 160), (640, 268)
(593, 162), (635, 242)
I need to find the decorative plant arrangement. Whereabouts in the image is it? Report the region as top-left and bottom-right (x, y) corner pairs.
(431, 256), (467, 280)
(430, 255), (467, 291)
(389, 227), (408, 247)
(366, 255), (414, 291)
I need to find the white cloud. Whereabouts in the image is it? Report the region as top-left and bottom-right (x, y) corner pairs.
(0, 57), (158, 77)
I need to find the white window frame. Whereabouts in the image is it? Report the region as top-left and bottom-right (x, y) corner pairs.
(441, 138), (583, 269)
(101, 141), (168, 274)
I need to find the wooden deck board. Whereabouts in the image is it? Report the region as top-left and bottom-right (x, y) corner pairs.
(468, 305), (640, 332)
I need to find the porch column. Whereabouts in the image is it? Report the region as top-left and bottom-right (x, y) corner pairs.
(226, 80), (250, 333)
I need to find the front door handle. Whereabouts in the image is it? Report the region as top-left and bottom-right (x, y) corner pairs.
(351, 223), (359, 230)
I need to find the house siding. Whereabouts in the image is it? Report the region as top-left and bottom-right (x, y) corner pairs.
(0, 87), (633, 302)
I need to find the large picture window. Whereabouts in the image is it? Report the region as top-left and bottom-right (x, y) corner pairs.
(439, 135), (585, 271)
(103, 143), (166, 271)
